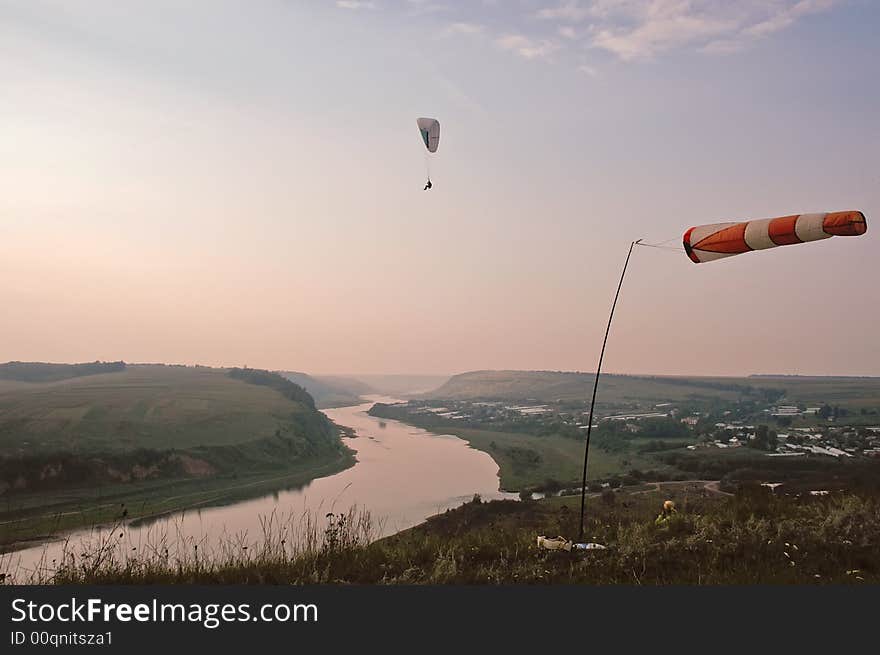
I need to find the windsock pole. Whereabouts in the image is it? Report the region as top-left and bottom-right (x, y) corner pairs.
(578, 239), (641, 542)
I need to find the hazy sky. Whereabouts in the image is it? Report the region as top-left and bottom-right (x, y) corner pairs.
(1, 1), (877, 376)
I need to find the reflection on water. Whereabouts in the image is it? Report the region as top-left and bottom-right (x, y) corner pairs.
(4, 396), (515, 577)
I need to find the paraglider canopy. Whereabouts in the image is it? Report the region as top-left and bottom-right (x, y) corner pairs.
(417, 117), (440, 153)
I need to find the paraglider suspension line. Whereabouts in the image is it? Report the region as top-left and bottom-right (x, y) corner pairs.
(578, 239), (641, 542)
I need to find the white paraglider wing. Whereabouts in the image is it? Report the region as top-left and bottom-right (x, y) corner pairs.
(417, 117), (440, 153)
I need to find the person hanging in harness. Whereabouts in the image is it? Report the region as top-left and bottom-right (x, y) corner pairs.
(654, 499), (677, 527)
(423, 178), (432, 191)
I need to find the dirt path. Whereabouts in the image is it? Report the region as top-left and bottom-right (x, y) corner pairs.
(701, 480), (733, 496)
(625, 480), (732, 497)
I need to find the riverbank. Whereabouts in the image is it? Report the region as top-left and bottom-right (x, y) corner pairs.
(0, 366), (356, 552)
(3, 397), (513, 575)
(29, 483), (880, 584)
(367, 403), (662, 491)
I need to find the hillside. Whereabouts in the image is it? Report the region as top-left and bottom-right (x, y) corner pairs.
(349, 374), (450, 396)
(27, 485), (880, 585)
(0, 361), (126, 384)
(0, 365), (354, 547)
(424, 370), (880, 409)
(0, 365), (321, 456)
(279, 371), (370, 408)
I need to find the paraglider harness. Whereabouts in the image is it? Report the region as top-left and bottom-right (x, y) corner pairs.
(424, 178), (432, 191)
(654, 500), (678, 527)
(536, 535), (606, 552)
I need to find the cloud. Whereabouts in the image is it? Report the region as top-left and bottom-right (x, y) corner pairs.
(336, 1), (376, 10)
(444, 22), (484, 36)
(536, 2), (592, 22)
(584, 1), (840, 60)
(592, 12), (736, 60)
(701, 38), (746, 55)
(405, 0), (449, 16)
(334, 1), (843, 66)
(578, 63), (600, 77)
(744, 0), (836, 37)
(496, 34), (561, 60)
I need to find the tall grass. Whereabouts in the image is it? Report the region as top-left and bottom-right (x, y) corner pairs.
(3, 507), (378, 585)
(3, 489), (878, 585)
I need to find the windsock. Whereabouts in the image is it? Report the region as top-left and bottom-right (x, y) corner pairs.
(683, 211), (867, 264)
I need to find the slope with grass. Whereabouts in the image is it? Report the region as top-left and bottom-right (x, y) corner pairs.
(0, 365), (314, 456)
(33, 484), (880, 585)
(0, 361), (126, 384)
(0, 364), (354, 548)
(279, 371), (370, 408)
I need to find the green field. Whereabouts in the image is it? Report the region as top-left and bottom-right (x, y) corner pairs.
(0, 364), (354, 548)
(367, 404), (669, 491)
(0, 365), (309, 455)
(440, 427), (659, 491)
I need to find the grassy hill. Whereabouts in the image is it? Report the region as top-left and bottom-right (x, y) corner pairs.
(0, 365), (317, 456)
(28, 484), (880, 585)
(0, 364), (354, 548)
(424, 370), (880, 409)
(0, 361), (126, 384)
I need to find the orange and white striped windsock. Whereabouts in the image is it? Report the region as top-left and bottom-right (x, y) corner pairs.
(683, 211), (867, 264)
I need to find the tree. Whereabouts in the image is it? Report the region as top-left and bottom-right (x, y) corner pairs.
(749, 425), (770, 450)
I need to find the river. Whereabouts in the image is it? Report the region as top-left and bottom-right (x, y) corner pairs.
(3, 396), (516, 579)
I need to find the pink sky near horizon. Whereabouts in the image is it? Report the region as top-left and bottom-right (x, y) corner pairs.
(1, 1), (878, 377)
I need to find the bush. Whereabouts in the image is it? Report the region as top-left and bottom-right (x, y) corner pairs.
(541, 478), (562, 493)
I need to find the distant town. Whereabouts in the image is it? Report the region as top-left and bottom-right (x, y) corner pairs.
(380, 398), (880, 461)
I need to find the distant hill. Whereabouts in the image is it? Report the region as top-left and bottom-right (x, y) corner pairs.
(750, 374), (880, 380)
(347, 374), (450, 397)
(422, 370), (880, 409)
(425, 370), (598, 402)
(278, 373), (451, 404)
(0, 361), (126, 383)
(279, 372), (371, 408)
